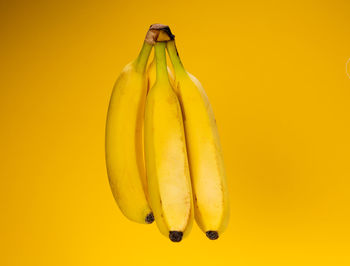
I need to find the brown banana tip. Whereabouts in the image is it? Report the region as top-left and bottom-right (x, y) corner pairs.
(169, 231), (183, 242)
(145, 213), (154, 224)
(206, 231), (219, 240)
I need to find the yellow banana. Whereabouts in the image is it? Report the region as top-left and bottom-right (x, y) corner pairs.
(105, 31), (156, 224)
(167, 40), (229, 240)
(144, 41), (193, 242)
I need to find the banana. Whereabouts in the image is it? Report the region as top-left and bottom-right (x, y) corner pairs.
(105, 30), (156, 224)
(166, 40), (229, 240)
(144, 41), (194, 242)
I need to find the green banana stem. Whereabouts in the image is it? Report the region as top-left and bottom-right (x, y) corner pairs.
(166, 40), (187, 78)
(155, 42), (170, 85)
(135, 41), (152, 73)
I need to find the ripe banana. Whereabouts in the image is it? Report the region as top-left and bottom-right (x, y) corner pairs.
(105, 32), (155, 224)
(144, 41), (194, 242)
(167, 40), (230, 240)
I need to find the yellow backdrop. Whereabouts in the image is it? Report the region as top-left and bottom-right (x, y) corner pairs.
(1, 0), (350, 265)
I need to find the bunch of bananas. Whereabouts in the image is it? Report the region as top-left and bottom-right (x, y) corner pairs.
(105, 24), (229, 242)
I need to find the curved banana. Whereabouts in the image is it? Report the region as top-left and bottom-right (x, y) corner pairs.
(144, 42), (193, 242)
(167, 40), (230, 240)
(105, 33), (154, 224)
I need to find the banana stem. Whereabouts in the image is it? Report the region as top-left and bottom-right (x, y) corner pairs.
(166, 40), (187, 78)
(134, 25), (174, 73)
(135, 41), (152, 73)
(155, 42), (170, 85)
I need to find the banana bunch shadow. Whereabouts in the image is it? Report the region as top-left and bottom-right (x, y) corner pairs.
(106, 24), (229, 242)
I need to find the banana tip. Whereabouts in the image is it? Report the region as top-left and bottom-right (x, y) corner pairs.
(169, 231), (183, 242)
(145, 213), (154, 224)
(206, 231), (219, 240)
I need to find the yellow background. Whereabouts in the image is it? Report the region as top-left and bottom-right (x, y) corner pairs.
(1, 0), (350, 265)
